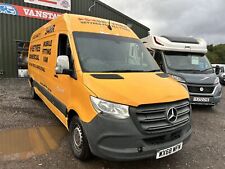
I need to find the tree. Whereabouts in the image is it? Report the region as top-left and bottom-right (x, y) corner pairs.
(206, 44), (225, 64)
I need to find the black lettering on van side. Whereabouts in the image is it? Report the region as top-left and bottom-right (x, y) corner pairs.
(32, 33), (41, 40)
(29, 54), (39, 60)
(43, 56), (48, 63)
(45, 25), (55, 35)
(30, 44), (41, 52)
(29, 63), (45, 72)
(42, 49), (51, 55)
(78, 18), (129, 31)
(43, 40), (52, 47)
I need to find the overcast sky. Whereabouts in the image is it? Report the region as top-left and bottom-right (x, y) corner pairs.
(102, 0), (225, 45)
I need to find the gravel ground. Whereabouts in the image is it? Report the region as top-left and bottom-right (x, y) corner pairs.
(0, 78), (225, 169)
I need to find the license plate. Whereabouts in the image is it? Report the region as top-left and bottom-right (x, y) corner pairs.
(156, 142), (183, 159)
(193, 97), (210, 102)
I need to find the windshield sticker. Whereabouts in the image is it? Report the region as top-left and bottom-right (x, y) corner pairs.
(192, 56), (199, 65)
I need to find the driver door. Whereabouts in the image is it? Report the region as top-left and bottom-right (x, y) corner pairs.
(53, 34), (74, 115)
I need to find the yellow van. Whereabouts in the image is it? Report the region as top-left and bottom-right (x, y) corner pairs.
(28, 14), (192, 161)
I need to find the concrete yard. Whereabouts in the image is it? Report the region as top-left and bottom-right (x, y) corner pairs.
(0, 79), (225, 169)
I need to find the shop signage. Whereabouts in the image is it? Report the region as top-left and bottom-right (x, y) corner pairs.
(24, 0), (71, 11)
(0, 3), (61, 20)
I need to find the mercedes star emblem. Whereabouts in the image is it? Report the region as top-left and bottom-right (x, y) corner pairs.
(167, 107), (178, 123)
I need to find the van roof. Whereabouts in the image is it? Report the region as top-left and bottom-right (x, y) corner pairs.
(31, 14), (139, 41)
(142, 35), (208, 54)
(161, 36), (199, 44)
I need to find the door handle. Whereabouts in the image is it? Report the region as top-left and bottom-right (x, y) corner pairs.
(54, 74), (58, 78)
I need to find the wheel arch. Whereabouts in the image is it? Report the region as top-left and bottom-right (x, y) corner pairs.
(67, 109), (79, 129)
(28, 76), (34, 87)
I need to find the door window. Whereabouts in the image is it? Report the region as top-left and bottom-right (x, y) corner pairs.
(57, 34), (73, 70)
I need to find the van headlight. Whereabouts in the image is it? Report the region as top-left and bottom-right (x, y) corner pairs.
(90, 96), (129, 119)
(170, 75), (186, 83)
(214, 77), (220, 84)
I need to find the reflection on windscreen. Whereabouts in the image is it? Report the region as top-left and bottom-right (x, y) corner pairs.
(164, 52), (213, 72)
(74, 32), (160, 72)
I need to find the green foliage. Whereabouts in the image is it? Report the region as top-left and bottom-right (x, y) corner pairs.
(207, 44), (225, 64)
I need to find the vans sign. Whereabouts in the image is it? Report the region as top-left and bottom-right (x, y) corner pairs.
(22, 7), (61, 20)
(24, 0), (71, 11)
(0, 3), (61, 20)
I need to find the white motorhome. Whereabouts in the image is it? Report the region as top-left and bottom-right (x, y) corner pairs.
(142, 35), (222, 106)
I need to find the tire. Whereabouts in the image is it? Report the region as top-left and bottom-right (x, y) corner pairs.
(31, 83), (39, 100)
(69, 116), (91, 161)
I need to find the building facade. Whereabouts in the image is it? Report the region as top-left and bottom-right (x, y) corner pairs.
(0, 0), (150, 78)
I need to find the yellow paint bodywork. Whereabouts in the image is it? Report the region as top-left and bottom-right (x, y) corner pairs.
(28, 14), (189, 129)
(83, 73), (189, 106)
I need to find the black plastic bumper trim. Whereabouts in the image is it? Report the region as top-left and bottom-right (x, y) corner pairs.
(33, 80), (67, 117)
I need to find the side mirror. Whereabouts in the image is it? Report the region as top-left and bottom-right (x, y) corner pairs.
(56, 55), (72, 75)
(215, 65), (220, 75)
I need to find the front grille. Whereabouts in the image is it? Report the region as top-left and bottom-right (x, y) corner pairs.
(187, 85), (215, 94)
(130, 99), (190, 134)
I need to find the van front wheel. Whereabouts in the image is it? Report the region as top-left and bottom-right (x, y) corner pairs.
(69, 117), (91, 161)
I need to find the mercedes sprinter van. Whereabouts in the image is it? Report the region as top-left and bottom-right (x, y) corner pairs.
(28, 14), (191, 161)
(142, 35), (222, 106)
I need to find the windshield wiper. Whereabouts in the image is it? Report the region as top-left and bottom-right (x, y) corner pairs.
(200, 67), (213, 72)
(175, 69), (197, 72)
(144, 69), (161, 72)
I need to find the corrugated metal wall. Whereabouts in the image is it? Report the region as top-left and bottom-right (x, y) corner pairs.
(0, 0), (150, 78)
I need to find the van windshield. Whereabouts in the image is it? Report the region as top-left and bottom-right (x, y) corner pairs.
(164, 51), (213, 73)
(74, 32), (160, 73)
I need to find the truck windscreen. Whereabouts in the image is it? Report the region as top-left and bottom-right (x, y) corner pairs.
(164, 51), (213, 73)
(74, 32), (160, 73)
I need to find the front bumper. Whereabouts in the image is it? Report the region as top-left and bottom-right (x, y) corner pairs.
(82, 115), (191, 161)
(189, 84), (222, 105)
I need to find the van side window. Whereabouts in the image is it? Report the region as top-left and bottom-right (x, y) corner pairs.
(154, 51), (165, 71)
(58, 34), (73, 69)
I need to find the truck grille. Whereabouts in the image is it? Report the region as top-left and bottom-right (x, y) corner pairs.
(130, 99), (190, 134)
(187, 85), (214, 94)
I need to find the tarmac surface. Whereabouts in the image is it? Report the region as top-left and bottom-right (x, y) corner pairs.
(0, 78), (225, 169)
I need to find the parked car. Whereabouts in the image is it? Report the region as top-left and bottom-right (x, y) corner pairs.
(212, 64), (225, 85)
(142, 35), (222, 106)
